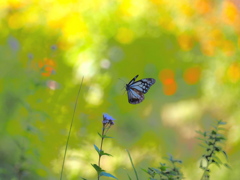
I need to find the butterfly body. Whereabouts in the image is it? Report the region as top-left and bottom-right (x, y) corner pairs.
(126, 75), (155, 104)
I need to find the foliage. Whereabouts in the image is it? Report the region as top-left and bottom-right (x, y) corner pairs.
(197, 120), (230, 180)
(143, 155), (183, 180)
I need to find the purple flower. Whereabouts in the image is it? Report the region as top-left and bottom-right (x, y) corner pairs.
(51, 45), (57, 51)
(102, 113), (115, 125)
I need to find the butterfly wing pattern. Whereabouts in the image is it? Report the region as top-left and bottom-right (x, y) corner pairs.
(126, 75), (156, 104)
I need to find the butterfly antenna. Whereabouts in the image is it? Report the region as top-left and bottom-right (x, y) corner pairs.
(118, 78), (126, 84)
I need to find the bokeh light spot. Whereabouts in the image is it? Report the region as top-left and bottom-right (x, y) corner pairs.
(178, 34), (194, 51)
(195, 0), (212, 14)
(222, 1), (239, 24)
(162, 78), (174, 85)
(184, 66), (201, 85)
(46, 80), (59, 90)
(85, 84), (103, 106)
(7, 0), (25, 9)
(8, 13), (24, 29)
(221, 40), (235, 56)
(100, 59), (111, 69)
(159, 69), (174, 82)
(62, 14), (88, 40)
(163, 80), (177, 96)
(116, 27), (134, 44)
(159, 69), (177, 95)
(201, 40), (215, 56)
(227, 62), (240, 83)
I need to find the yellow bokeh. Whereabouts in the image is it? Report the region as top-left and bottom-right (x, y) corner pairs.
(178, 34), (194, 51)
(62, 13), (88, 40)
(116, 27), (134, 44)
(6, 0), (26, 9)
(195, 0), (212, 15)
(8, 13), (24, 29)
(222, 1), (239, 25)
(227, 62), (240, 83)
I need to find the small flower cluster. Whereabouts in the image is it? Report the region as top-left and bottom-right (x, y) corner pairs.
(102, 113), (115, 125)
(102, 113), (115, 136)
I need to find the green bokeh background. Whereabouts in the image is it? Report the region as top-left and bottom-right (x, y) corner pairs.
(1, 0), (240, 179)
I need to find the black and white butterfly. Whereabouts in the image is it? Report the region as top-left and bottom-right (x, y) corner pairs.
(126, 75), (155, 104)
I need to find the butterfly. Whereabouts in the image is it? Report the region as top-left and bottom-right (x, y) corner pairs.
(125, 75), (156, 104)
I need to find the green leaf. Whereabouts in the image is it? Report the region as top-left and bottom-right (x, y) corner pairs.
(174, 159), (183, 164)
(221, 150), (228, 160)
(215, 137), (226, 142)
(211, 130), (217, 135)
(91, 164), (104, 173)
(218, 121), (226, 125)
(213, 161), (221, 168)
(98, 132), (103, 138)
(214, 146), (221, 152)
(212, 155), (222, 164)
(94, 144), (100, 154)
(101, 151), (113, 156)
(81, 178), (87, 180)
(151, 168), (161, 174)
(159, 165), (167, 172)
(224, 163), (231, 169)
(102, 135), (114, 138)
(100, 172), (118, 179)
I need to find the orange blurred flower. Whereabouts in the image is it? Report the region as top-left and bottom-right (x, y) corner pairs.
(201, 40), (215, 56)
(183, 66), (201, 85)
(195, 0), (212, 14)
(38, 58), (56, 77)
(159, 69), (177, 95)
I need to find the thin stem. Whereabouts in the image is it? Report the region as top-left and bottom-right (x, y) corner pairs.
(200, 163), (210, 180)
(97, 126), (105, 180)
(98, 137), (104, 167)
(126, 149), (139, 180)
(60, 77), (84, 180)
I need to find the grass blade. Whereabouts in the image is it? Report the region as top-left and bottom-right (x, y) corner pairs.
(126, 149), (139, 180)
(60, 77), (84, 180)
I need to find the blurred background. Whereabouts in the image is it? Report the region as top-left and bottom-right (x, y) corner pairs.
(1, 0), (240, 179)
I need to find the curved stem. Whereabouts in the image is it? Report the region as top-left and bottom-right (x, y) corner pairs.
(60, 77), (84, 180)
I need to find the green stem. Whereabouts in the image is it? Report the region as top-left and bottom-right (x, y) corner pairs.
(60, 77), (84, 180)
(97, 127), (105, 180)
(126, 149), (139, 180)
(200, 163), (210, 180)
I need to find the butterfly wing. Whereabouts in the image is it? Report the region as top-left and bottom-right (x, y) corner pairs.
(126, 76), (156, 104)
(130, 78), (156, 94)
(127, 88), (145, 104)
